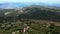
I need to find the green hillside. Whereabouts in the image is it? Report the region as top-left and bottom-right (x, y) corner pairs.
(0, 5), (60, 34)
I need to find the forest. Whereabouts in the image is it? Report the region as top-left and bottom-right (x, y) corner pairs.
(0, 5), (60, 34)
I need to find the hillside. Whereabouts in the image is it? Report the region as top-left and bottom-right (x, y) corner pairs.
(0, 5), (60, 22)
(18, 6), (60, 22)
(0, 5), (60, 34)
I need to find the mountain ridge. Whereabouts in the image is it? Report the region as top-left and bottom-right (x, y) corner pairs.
(0, 2), (60, 9)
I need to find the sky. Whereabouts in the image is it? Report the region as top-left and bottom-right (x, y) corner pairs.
(0, 0), (60, 3)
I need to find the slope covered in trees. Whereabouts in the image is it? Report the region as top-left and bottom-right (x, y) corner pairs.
(18, 6), (60, 22)
(0, 5), (60, 34)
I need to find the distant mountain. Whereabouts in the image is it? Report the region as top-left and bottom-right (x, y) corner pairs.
(0, 3), (27, 8)
(0, 2), (60, 9)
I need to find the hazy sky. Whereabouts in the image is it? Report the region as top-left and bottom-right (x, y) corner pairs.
(0, 0), (60, 3)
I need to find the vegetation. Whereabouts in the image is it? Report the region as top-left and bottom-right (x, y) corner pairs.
(0, 5), (60, 34)
(0, 19), (60, 34)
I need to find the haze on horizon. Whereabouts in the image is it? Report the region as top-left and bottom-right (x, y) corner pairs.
(0, 0), (60, 8)
(0, 0), (60, 4)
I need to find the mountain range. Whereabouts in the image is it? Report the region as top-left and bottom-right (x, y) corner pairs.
(0, 2), (60, 9)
